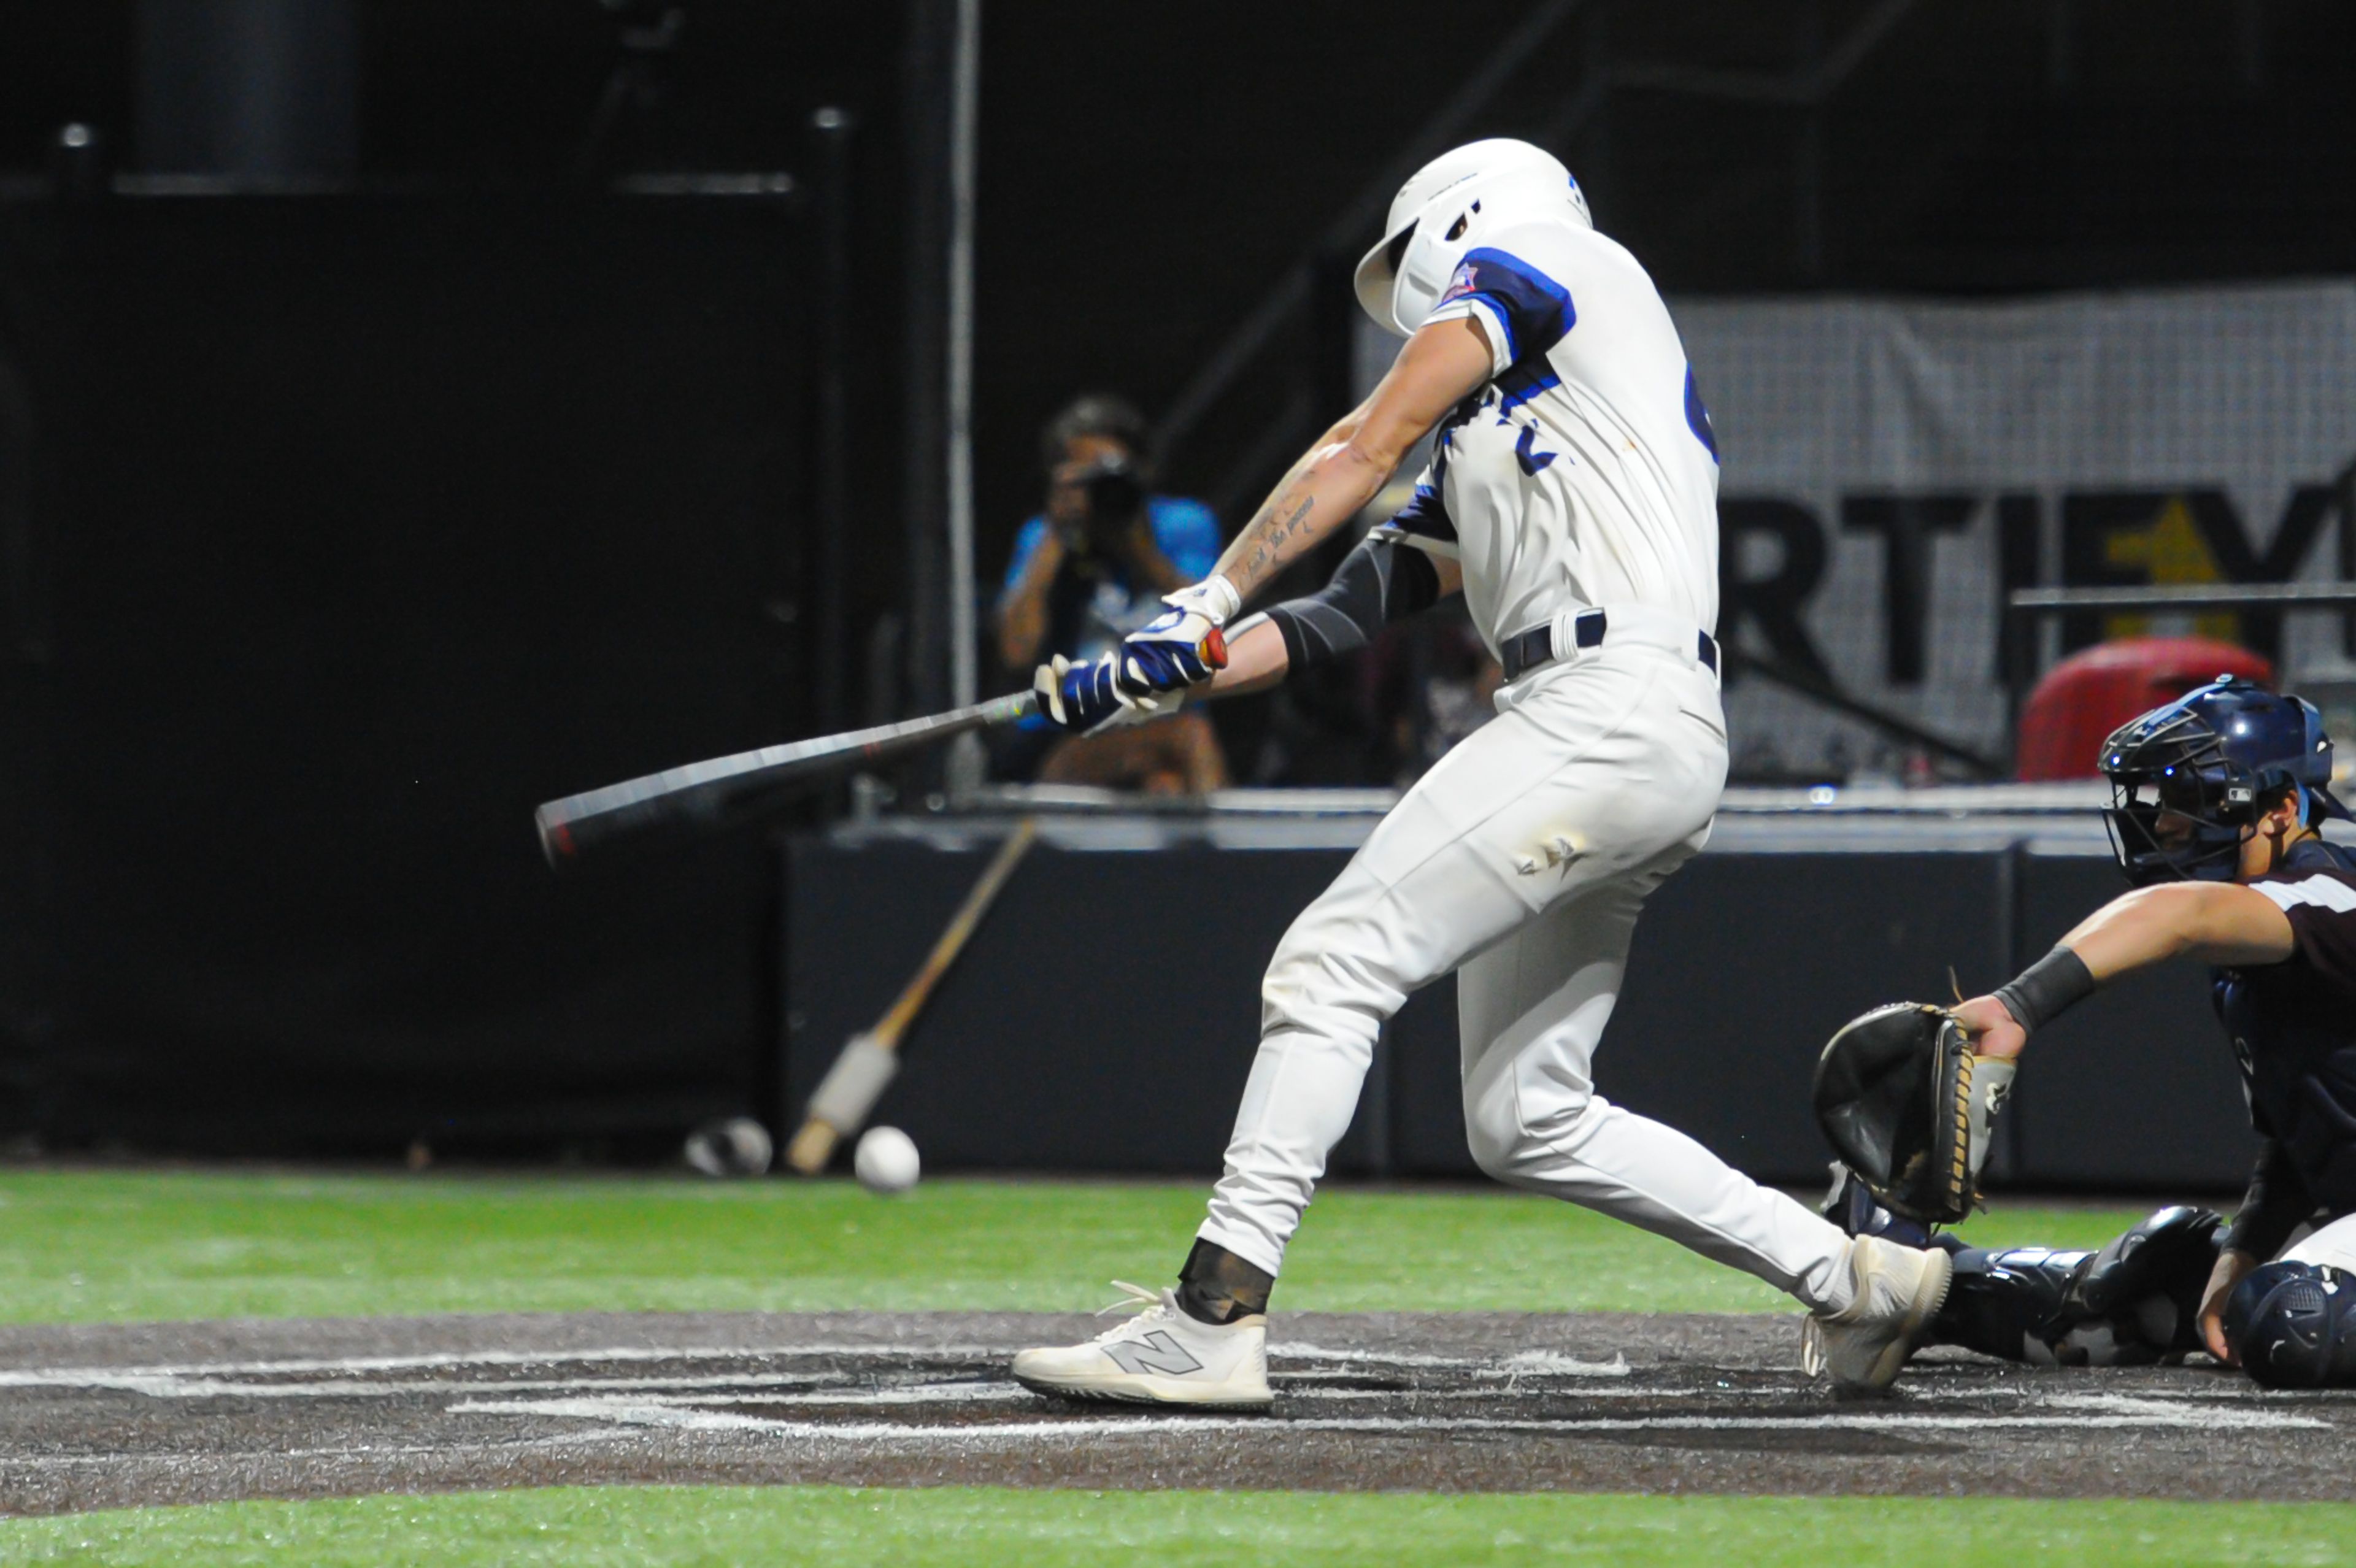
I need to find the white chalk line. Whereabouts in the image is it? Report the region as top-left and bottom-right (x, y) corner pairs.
(0, 1371), (899, 1401)
(0, 1344), (1003, 1385)
(0, 1341), (1622, 1393)
(0, 1429), (641, 1470)
(0, 1371), (1673, 1407)
(438, 1394), (2331, 1440)
(0, 1396), (2321, 1470)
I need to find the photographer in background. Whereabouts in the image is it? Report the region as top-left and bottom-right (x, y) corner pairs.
(993, 394), (1230, 791)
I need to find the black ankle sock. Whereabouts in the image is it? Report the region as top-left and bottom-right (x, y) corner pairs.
(1176, 1237), (1274, 1325)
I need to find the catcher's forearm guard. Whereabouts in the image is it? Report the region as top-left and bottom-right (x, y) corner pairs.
(1991, 945), (2096, 1034)
(1814, 1002), (2015, 1224)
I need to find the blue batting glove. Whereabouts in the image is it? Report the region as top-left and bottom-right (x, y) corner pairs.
(1033, 652), (1182, 735)
(1117, 575), (1241, 696)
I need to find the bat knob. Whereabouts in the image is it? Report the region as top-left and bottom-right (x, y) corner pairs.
(536, 810), (577, 864)
(1201, 625), (1228, 670)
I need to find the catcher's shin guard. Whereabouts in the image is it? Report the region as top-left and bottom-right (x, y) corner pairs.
(1934, 1245), (2093, 1364)
(2063, 1204), (2219, 1352)
(1930, 1205), (2220, 1367)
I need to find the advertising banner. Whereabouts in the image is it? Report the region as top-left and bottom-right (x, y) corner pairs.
(1676, 282), (2356, 777)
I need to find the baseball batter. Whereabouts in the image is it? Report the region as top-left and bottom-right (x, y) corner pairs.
(1011, 140), (1947, 1408)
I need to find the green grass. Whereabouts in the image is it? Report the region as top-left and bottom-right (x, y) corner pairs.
(0, 1167), (2161, 1324)
(3, 1486), (2352, 1567)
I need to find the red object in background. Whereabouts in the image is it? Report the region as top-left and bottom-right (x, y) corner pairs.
(2015, 637), (2276, 780)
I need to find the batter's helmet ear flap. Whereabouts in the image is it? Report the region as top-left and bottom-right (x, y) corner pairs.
(1353, 222), (1417, 332)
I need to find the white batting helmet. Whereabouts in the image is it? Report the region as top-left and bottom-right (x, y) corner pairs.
(1352, 139), (1591, 337)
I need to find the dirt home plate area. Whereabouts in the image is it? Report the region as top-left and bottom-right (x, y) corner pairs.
(0, 1309), (2349, 1515)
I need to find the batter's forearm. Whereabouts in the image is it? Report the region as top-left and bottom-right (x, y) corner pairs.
(1201, 534), (1450, 702)
(1209, 443), (1390, 604)
(1203, 615), (1290, 698)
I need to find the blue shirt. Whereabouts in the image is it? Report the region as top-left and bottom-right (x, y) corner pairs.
(1000, 494), (1222, 662)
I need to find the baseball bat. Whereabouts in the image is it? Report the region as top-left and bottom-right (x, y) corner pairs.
(785, 817), (1041, 1174)
(535, 690), (1037, 865)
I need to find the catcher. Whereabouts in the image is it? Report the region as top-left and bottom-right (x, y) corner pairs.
(1815, 676), (2356, 1387)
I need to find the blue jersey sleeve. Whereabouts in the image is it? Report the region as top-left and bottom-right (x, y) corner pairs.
(1426, 247), (1575, 374)
(1147, 496), (1222, 582)
(1365, 466), (1460, 558)
(1001, 515), (1050, 596)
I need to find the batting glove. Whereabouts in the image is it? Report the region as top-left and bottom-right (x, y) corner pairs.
(1117, 575), (1241, 695)
(1033, 651), (1184, 734)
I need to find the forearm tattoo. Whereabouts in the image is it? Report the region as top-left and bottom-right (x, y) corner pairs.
(1228, 493), (1314, 599)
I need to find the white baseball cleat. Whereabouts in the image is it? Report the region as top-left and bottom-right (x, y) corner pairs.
(1011, 1282), (1272, 1411)
(1801, 1234), (1954, 1393)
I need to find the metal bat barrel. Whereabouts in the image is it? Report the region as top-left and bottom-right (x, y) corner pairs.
(535, 690), (1037, 864)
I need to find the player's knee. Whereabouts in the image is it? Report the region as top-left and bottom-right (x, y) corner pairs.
(1259, 924), (1401, 1040)
(1461, 1077), (1595, 1183)
(2226, 1261), (2356, 1389)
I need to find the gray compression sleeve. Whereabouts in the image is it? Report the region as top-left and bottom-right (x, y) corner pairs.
(1260, 534), (1442, 671)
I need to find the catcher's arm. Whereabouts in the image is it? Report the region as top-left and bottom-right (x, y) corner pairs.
(2200, 1140), (2314, 1362)
(1955, 880), (2296, 1059)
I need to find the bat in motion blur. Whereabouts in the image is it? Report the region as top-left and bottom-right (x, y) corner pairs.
(534, 691), (1037, 865)
(785, 817), (1040, 1174)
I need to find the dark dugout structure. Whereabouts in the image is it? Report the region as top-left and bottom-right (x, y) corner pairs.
(0, 3), (2351, 1163)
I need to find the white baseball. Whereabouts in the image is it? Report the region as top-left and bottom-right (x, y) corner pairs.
(853, 1126), (921, 1194)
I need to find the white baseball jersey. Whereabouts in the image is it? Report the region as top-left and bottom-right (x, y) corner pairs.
(1370, 219), (1722, 654)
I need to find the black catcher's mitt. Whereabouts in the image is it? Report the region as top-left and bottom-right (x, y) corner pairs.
(1813, 1002), (2014, 1224)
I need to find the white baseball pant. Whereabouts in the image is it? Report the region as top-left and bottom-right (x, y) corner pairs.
(2284, 1213), (2356, 1270)
(1197, 605), (1857, 1312)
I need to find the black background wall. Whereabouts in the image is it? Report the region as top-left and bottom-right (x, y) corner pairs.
(0, 196), (804, 1149)
(4, 3), (2353, 652)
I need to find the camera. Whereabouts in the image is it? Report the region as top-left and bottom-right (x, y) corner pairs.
(1074, 453), (1145, 530)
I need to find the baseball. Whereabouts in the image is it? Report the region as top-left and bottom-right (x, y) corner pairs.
(854, 1126), (921, 1195)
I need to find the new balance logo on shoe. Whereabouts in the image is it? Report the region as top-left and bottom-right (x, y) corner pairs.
(1011, 1283), (1271, 1409)
(1103, 1331), (1206, 1377)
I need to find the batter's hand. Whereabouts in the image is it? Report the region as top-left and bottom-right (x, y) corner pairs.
(1033, 652), (1181, 735)
(1118, 575), (1241, 695)
(1952, 994), (2027, 1061)
(2200, 1247), (2257, 1364)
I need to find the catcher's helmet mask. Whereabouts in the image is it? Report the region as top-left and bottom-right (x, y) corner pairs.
(2098, 675), (2350, 887)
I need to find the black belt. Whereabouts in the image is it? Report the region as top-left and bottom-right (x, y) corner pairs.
(1499, 609), (1720, 683)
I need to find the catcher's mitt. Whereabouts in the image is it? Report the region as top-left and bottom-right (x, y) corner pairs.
(1813, 1002), (2015, 1224)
